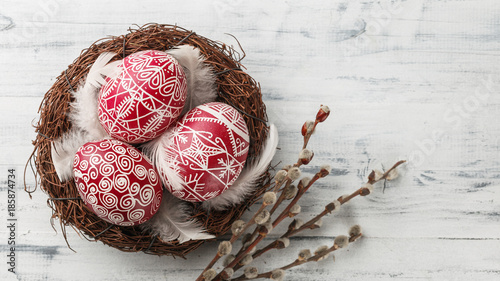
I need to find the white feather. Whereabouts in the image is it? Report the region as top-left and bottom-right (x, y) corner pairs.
(141, 127), (186, 192)
(85, 52), (122, 88)
(51, 129), (95, 182)
(141, 191), (214, 243)
(68, 52), (122, 139)
(202, 124), (279, 211)
(68, 84), (108, 140)
(167, 45), (217, 114)
(52, 52), (121, 181)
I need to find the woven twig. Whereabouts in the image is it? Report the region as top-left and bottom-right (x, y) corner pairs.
(27, 23), (271, 257)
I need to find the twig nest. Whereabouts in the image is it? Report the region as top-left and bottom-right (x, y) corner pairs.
(31, 23), (270, 256)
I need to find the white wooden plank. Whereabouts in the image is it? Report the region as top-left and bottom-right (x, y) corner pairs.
(0, 0), (499, 280)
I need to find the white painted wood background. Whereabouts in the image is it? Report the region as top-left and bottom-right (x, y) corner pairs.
(1, 0), (499, 280)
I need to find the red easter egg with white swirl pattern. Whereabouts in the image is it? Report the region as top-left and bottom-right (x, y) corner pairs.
(160, 102), (249, 202)
(73, 139), (163, 226)
(98, 50), (187, 144)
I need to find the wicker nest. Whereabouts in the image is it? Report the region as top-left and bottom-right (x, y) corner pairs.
(28, 23), (271, 257)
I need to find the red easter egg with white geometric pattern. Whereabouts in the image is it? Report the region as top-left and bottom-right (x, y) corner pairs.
(73, 139), (163, 226)
(98, 50), (187, 144)
(160, 102), (250, 202)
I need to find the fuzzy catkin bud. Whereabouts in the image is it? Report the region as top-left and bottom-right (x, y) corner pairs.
(313, 218), (323, 228)
(255, 209), (271, 225)
(349, 225), (362, 237)
(282, 164), (292, 171)
(259, 221), (273, 236)
(270, 269), (285, 281)
(274, 170), (288, 184)
(202, 269), (217, 281)
(326, 200), (341, 213)
(287, 167), (301, 181)
(300, 177), (311, 188)
(244, 267), (259, 279)
(386, 168), (399, 181)
(334, 235), (349, 248)
(319, 164), (331, 177)
(373, 169), (384, 181)
(298, 249), (312, 261)
(301, 120), (315, 136)
(292, 218), (304, 229)
(314, 245), (330, 261)
(288, 218), (302, 232)
(221, 268), (234, 280)
(316, 105), (330, 122)
(298, 149), (314, 165)
(263, 192), (277, 205)
(218, 241), (232, 256)
(276, 237), (290, 249)
(223, 254), (235, 267)
(289, 204), (301, 216)
(231, 220), (246, 236)
(284, 185), (298, 200)
(239, 254), (253, 266)
(241, 233), (253, 246)
(243, 233), (257, 249)
(362, 183), (374, 194)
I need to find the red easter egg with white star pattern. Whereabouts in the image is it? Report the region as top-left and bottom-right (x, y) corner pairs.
(98, 50), (187, 144)
(160, 102), (250, 202)
(73, 139), (163, 226)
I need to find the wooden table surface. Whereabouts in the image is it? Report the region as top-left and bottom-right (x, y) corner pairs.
(1, 0), (499, 280)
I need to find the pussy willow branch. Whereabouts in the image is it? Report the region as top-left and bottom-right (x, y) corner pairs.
(196, 198), (270, 281)
(215, 169), (328, 280)
(201, 175), (291, 279)
(232, 110), (323, 261)
(249, 159), (405, 261)
(210, 107), (330, 281)
(231, 233), (363, 281)
(268, 179), (292, 215)
(272, 171), (324, 228)
(302, 119), (318, 150)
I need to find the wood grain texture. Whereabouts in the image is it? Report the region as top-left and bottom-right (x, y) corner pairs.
(1, 0), (499, 280)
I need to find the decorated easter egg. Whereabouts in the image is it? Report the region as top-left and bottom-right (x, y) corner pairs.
(73, 139), (163, 226)
(98, 50), (187, 144)
(160, 102), (250, 202)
